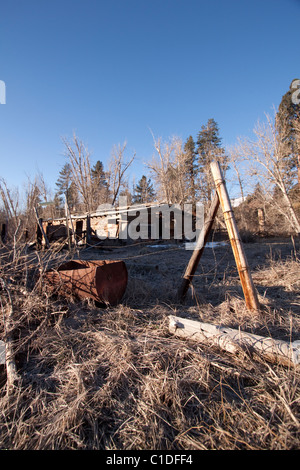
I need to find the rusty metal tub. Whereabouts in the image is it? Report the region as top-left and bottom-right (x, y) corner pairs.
(44, 259), (128, 306)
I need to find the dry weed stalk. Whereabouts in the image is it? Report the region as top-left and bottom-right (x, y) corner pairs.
(0, 239), (299, 450)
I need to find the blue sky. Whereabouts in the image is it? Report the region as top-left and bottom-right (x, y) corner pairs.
(0, 0), (299, 197)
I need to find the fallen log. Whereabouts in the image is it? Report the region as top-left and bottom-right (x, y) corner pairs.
(169, 315), (300, 367)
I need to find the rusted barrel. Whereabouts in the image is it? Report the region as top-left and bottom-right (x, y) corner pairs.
(44, 259), (128, 306)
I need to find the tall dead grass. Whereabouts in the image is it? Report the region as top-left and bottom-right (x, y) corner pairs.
(0, 241), (299, 450)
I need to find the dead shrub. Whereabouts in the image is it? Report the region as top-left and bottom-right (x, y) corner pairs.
(0, 240), (299, 450)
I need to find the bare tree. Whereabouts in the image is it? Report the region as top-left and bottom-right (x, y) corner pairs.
(171, 137), (189, 204)
(107, 142), (134, 206)
(62, 133), (95, 213)
(0, 179), (20, 231)
(147, 133), (173, 203)
(294, 118), (300, 170)
(147, 133), (188, 204)
(227, 145), (246, 203)
(237, 111), (300, 234)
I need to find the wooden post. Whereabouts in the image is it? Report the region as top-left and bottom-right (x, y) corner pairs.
(64, 200), (71, 250)
(86, 215), (91, 245)
(210, 161), (260, 311)
(169, 315), (300, 368)
(34, 208), (50, 249)
(65, 199), (78, 251)
(257, 208), (265, 234)
(0, 223), (7, 244)
(178, 193), (220, 301)
(0, 279), (20, 393)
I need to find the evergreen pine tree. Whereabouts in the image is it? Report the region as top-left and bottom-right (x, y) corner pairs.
(132, 175), (155, 204)
(91, 160), (109, 204)
(196, 118), (228, 201)
(55, 163), (78, 210)
(183, 135), (197, 204)
(91, 160), (108, 189)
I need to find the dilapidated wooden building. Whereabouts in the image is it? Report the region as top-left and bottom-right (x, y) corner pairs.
(38, 202), (198, 247)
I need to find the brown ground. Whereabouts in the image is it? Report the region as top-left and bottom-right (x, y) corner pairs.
(0, 236), (299, 450)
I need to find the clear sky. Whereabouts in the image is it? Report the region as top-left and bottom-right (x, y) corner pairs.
(0, 0), (299, 197)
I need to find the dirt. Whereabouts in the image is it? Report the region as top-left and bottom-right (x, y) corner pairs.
(78, 237), (300, 323)
(0, 236), (299, 450)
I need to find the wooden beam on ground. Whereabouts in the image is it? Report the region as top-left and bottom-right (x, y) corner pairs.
(210, 161), (260, 311)
(169, 315), (300, 368)
(178, 193), (220, 301)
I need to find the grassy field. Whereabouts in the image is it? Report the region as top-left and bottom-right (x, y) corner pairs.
(0, 236), (299, 450)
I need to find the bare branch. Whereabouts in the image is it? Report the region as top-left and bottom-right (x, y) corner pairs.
(107, 142), (134, 206)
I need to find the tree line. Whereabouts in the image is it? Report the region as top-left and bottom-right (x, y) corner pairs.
(0, 79), (300, 241)
(54, 118), (228, 214)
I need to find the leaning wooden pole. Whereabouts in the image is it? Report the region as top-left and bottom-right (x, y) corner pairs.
(178, 193), (220, 301)
(210, 161), (260, 311)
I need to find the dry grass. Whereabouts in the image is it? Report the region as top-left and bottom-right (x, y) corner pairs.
(0, 239), (299, 450)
